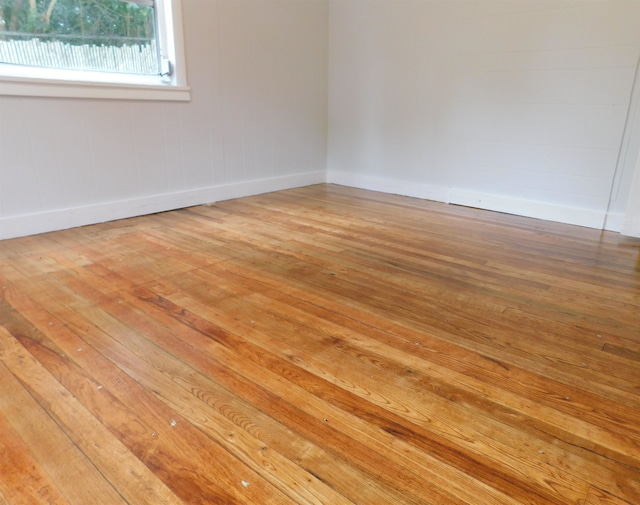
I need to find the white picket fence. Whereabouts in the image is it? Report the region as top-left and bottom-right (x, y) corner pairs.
(0, 37), (158, 75)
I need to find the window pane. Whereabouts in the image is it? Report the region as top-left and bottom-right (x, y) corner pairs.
(0, 0), (159, 75)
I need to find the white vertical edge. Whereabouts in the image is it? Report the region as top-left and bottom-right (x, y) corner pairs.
(166, 0), (189, 88)
(621, 155), (640, 237)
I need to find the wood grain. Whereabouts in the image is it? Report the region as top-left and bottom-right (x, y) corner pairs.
(0, 184), (638, 504)
(0, 404), (68, 505)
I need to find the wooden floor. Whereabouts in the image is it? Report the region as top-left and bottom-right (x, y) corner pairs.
(0, 184), (639, 505)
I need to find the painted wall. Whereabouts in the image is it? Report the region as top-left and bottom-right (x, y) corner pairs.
(328, 0), (640, 229)
(0, 0), (329, 239)
(3, 0), (640, 239)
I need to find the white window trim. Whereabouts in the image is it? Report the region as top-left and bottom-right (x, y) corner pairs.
(0, 0), (190, 101)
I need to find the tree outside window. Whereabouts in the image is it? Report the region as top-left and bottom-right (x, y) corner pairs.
(0, 0), (160, 75)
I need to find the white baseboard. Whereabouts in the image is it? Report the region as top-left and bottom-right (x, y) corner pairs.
(448, 188), (607, 230)
(603, 211), (626, 233)
(3, 170), (621, 240)
(0, 171), (325, 240)
(327, 170), (449, 202)
(621, 215), (640, 237)
(328, 170), (612, 230)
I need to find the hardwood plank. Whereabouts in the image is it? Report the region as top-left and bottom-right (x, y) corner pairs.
(0, 406), (68, 505)
(585, 486), (636, 505)
(144, 271), (639, 503)
(212, 245), (640, 408)
(35, 262), (584, 502)
(0, 276), (364, 504)
(0, 327), (185, 505)
(36, 277), (461, 504)
(100, 297), (513, 505)
(1, 256), (493, 503)
(165, 265), (640, 468)
(7, 330), (291, 504)
(602, 343), (640, 362)
(0, 184), (638, 505)
(236, 234), (638, 386)
(0, 329), (126, 505)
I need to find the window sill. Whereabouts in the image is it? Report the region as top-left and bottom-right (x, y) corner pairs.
(0, 75), (191, 101)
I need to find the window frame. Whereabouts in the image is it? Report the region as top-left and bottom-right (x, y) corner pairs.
(0, 0), (190, 101)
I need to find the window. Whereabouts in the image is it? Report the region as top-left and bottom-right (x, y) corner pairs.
(0, 0), (189, 100)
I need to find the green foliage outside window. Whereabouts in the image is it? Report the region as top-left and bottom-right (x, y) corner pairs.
(0, 0), (155, 46)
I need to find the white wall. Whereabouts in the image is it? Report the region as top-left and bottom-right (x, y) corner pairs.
(0, 0), (328, 240)
(3, 0), (640, 240)
(328, 0), (640, 230)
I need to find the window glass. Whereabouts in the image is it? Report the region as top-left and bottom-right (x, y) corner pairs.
(0, 0), (160, 75)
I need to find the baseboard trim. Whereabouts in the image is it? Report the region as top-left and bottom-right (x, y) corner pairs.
(448, 189), (608, 230)
(3, 170), (620, 240)
(327, 171), (449, 202)
(604, 211), (626, 233)
(0, 171), (326, 240)
(327, 170), (611, 230)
